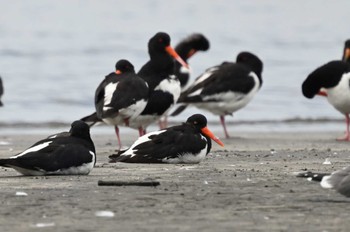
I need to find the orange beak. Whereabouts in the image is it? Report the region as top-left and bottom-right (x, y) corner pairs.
(187, 49), (197, 59)
(115, 70), (121, 74)
(317, 90), (328, 97)
(201, 126), (224, 147)
(165, 45), (190, 69)
(345, 48), (350, 61)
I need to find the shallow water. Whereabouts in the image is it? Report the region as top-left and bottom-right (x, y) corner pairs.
(0, 0), (349, 132)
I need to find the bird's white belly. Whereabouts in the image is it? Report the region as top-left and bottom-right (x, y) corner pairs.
(102, 99), (148, 126)
(194, 89), (257, 115)
(327, 76), (350, 114)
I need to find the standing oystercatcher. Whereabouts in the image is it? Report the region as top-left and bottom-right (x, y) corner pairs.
(302, 61), (350, 140)
(157, 33), (210, 129)
(81, 59), (149, 149)
(109, 114), (224, 164)
(171, 52), (263, 138)
(129, 32), (189, 135)
(0, 120), (96, 176)
(296, 167), (350, 197)
(174, 33), (210, 90)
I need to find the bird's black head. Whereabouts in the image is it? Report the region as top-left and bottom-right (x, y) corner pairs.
(175, 33), (210, 60)
(187, 33), (210, 51)
(343, 39), (350, 62)
(236, 51), (263, 85)
(186, 114), (224, 147)
(148, 32), (171, 54)
(302, 61), (350, 98)
(115, 59), (135, 74)
(69, 120), (91, 140)
(186, 114), (208, 130)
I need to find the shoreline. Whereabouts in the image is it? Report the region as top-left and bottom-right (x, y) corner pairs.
(1, 132), (350, 231)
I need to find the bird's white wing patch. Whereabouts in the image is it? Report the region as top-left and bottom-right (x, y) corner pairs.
(187, 88), (203, 97)
(122, 130), (166, 158)
(11, 141), (53, 159)
(103, 82), (118, 107)
(192, 68), (217, 86)
(320, 175), (333, 189)
(155, 75), (181, 102)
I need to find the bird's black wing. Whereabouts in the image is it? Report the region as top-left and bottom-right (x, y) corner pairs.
(115, 126), (207, 163)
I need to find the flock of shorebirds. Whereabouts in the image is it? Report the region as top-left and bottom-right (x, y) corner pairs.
(0, 33), (350, 197)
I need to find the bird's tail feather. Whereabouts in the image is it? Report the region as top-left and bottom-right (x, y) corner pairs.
(0, 159), (14, 167)
(80, 112), (101, 127)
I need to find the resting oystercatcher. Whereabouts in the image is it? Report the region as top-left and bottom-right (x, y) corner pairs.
(302, 60), (350, 140)
(0, 77), (3, 106)
(129, 32), (189, 135)
(174, 33), (210, 90)
(109, 114), (224, 164)
(0, 120), (96, 176)
(171, 52), (263, 138)
(296, 167), (350, 197)
(81, 59), (149, 149)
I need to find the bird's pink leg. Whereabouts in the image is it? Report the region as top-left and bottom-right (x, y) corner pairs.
(220, 115), (230, 139)
(114, 126), (122, 150)
(337, 114), (350, 141)
(138, 127), (146, 136)
(158, 115), (168, 129)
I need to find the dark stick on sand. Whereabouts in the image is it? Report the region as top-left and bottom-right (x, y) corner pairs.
(98, 180), (160, 187)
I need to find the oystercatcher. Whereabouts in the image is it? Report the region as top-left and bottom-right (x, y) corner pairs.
(129, 32), (189, 135)
(81, 59), (149, 149)
(174, 33), (210, 90)
(171, 52), (263, 138)
(157, 33), (210, 129)
(296, 167), (350, 197)
(109, 114), (224, 164)
(0, 120), (96, 176)
(302, 60), (350, 140)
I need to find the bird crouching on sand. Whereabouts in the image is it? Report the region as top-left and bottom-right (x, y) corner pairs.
(171, 52), (263, 139)
(0, 120), (96, 176)
(296, 167), (350, 197)
(109, 114), (224, 164)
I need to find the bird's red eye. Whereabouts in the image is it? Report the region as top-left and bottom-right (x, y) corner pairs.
(159, 38), (163, 42)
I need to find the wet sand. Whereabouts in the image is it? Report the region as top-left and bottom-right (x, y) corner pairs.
(1, 130), (350, 231)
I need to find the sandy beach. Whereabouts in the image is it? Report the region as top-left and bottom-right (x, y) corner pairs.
(0, 130), (350, 232)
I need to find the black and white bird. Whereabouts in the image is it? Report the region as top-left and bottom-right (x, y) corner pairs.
(302, 42), (350, 141)
(81, 59), (149, 149)
(128, 32), (189, 135)
(296, 167), (350, 197)
(174, 33), (210, 90)
(171, 52), (263, 138)
(0, 77), (3, 106)
(0, 120), (96, 176)
(109, 114), (224, 164)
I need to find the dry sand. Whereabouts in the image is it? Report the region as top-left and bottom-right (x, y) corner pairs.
(1, 130), (350, 232)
